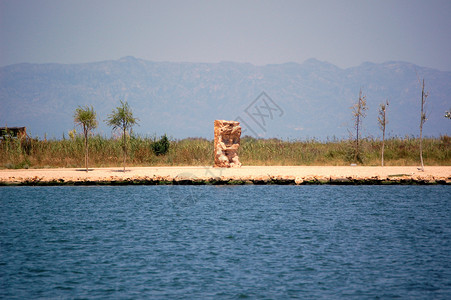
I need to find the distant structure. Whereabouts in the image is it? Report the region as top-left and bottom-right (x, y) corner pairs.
(0, 126), (28, 140)
(214, 120), (242, 168)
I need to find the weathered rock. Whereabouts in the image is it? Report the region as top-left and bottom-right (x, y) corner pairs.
(252, 175), (271, 183)
(214, 120), (242, 168)
(315, 176), (330, 184)
(294, 177), (304, 185)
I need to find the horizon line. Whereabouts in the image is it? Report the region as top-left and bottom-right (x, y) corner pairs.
(1, 57), (447, 72)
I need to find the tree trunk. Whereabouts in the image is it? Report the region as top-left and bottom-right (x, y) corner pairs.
(123, 127), (126, 172)
(381, 107), (386, 167)
(84, 126), (88, 172)
(355, 112), (360, 162)
(381, 128), (385, 167)
(419, 125), (424, 171)
(419, 79), (425, 172)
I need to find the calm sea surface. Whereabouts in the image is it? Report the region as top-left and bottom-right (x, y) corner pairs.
(1, 185), (450, 299)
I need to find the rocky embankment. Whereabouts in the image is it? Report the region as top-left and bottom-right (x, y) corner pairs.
(1, 166), (450, 186)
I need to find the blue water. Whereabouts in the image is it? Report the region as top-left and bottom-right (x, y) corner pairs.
(1, 185), (450, 299)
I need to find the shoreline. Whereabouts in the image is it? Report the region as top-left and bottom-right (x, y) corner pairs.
(1, 166), (450, 185)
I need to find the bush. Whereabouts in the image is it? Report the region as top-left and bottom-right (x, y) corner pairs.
(152, 134), (170, 156)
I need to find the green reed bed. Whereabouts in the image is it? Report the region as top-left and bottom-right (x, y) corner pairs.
(1, 135), (449, 169)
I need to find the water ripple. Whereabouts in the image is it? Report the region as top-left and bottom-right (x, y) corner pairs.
(1, 185), (450, 298)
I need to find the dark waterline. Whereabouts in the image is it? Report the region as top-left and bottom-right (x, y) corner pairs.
(1, 185), (450, 299)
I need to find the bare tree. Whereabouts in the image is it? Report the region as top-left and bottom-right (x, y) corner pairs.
(351, 89), (368, 163)
(418, 79), (428, 172)
(377, 100), (389, 166)
(74, 105), (98, 172)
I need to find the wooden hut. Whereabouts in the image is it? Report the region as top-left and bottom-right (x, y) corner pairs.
(0, 127), (28, 140)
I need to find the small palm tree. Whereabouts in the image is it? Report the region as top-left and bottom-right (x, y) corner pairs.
(74, 105), (98, 172)
(105, 100), (138, 172)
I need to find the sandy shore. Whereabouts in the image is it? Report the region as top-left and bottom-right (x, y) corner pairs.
(1, 166), (450, 185)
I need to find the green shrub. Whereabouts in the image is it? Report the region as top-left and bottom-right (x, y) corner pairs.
(152, 134), (170, 156)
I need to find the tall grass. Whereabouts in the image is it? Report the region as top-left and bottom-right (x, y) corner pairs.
(1, 135), (450, 169)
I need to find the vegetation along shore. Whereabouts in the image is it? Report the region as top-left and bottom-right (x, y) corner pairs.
(1, 135), (450, 170)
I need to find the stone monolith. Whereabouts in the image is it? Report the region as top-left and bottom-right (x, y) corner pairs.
(214, 120), (241, 168)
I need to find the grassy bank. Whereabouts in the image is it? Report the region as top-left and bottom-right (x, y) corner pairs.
(1, 135), (450, 169)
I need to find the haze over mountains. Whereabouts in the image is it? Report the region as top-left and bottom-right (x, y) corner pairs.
(1, 56), (450, 140)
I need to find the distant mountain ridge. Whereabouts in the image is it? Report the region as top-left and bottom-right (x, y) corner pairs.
(0, 57), (450, 139)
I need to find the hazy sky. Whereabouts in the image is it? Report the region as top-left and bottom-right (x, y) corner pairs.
(1, 0), (451, 70)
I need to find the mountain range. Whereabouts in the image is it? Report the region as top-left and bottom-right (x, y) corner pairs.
(1, 56), (450, 140)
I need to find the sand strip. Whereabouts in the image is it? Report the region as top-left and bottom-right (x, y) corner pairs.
(1, 166), (450, 185)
